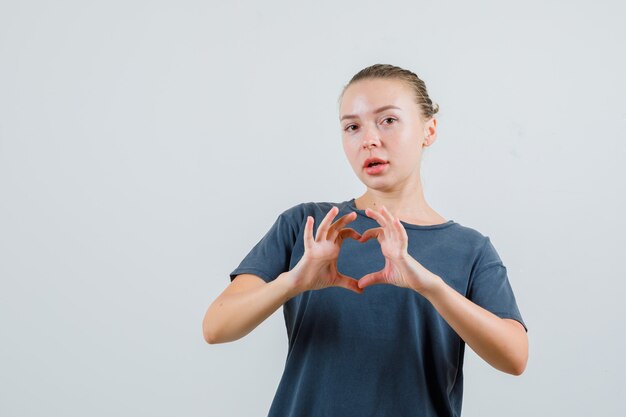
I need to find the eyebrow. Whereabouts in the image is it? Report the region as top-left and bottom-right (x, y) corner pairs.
(340, 105), (402, 122)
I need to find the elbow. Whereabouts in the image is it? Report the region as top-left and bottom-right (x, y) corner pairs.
(202, 317), (220, 345)
(509, 359), (527, 376)
(203, 305), (239, 344)
(203, 316), (236, 344)
(503, 321), (529, 376)
(204, 335), (219, 345)
(203, 328), (216, 344)
(497, 356), (527, 376)
(204, 329), (224, 345)
(507, 347), (529, 376)
(203, 303), (228, 344)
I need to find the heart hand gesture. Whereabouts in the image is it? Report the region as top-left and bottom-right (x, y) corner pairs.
(357, 206), (439, 294)
(288, 206), (363, 294)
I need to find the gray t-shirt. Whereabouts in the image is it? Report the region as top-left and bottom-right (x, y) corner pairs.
(230, 199), (527, 417)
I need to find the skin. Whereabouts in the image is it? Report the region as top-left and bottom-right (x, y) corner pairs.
(203, 77), (529, 376)
(339, 77), (444, 224)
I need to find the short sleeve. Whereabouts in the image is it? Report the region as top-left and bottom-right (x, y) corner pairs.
(467, 237), (528, 332)
(229, 211), (298, 283)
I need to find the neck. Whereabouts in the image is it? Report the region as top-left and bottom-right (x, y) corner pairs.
(355, 178), (445, 224)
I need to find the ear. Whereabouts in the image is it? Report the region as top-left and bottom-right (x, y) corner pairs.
(423, 117), (437, 147)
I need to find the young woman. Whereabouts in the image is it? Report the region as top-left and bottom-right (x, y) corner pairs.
(203, 64), (528, 417)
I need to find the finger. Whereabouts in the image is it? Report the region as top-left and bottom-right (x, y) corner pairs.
(364, 207), (387, 227)
(316, 206), (339, 242)
(328, 211), (357, 241)
(381, 206), (396, 227)
(332, 211), (358, 228)
(358, 270), (385, 289)
(338, 227), (361, 241)
(379, 205), (390, 218)
(393, 217), (408, 242)
(359, 227), (383, 243)
(380, 206), (398, 240)
(303, 216), (315, 249)
(334, 272), (364, 294)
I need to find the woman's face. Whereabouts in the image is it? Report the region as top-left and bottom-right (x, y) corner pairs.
(339, 78), (436, 193)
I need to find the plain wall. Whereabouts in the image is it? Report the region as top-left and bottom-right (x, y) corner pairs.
(1, 0), (625, 416)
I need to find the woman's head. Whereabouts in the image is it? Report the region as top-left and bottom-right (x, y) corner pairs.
(338, 64), (439, 193)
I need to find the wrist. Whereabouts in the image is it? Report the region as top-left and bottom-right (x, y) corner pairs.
(275, 270), (303, 300)
(400, 254), (444, 297)
(279, 255), (325, 297)
(419, 273), (446, 300)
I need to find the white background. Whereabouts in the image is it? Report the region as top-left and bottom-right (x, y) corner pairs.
(1, 1), (625, 416)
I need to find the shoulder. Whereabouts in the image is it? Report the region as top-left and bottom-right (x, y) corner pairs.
(429, 219), (488, 247)
(449, 222), (507, 270)
(431, 221), (500, 266)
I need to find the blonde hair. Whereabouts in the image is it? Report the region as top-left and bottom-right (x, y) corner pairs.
(339, 63), (439, 120)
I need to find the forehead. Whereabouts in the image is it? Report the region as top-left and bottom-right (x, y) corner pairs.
(340, 78), (416, 117)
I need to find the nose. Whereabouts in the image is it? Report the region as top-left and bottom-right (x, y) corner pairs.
(361, 125), (381, 149)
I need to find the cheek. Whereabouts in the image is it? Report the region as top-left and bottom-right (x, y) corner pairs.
(341, 141), (356, 160)
(347, 149), (361, 167)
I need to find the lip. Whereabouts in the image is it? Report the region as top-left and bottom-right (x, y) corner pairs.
(364, 162), (388, 175)
(362, 157), (389, 176)
(362, 157), (388, 169)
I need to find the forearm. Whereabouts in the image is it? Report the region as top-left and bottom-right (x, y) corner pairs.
(420, 271), (528, 375)
(203, 272), (298, 344)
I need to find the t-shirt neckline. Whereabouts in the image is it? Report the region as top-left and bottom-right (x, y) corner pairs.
(346, 198), (456, 230)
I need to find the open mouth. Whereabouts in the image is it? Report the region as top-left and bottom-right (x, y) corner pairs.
(363, 159), (389, 175)
(363, 158), (388, 168)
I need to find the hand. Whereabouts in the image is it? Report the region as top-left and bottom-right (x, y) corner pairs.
(288, 206), (363, 294)
(357, 206), (440, 294)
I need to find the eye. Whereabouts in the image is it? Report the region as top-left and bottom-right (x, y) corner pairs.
(344, 124), (358, 132)
(382, 117), (397, 125)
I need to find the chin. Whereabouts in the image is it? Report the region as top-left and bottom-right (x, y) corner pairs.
(361, 178), (395, 192)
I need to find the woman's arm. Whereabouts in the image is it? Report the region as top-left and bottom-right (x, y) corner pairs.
(418, 265), (528, 375)
(357, 206), (528, 375)
(203, 207), (363, 344)
(202, 273), (297, 344)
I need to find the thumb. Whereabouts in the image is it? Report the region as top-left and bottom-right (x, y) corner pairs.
(338, 227), (361, 241)
(359, 227), (383, 243)
(358, 270), (385, 289)
(333, 272), (364, 294)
